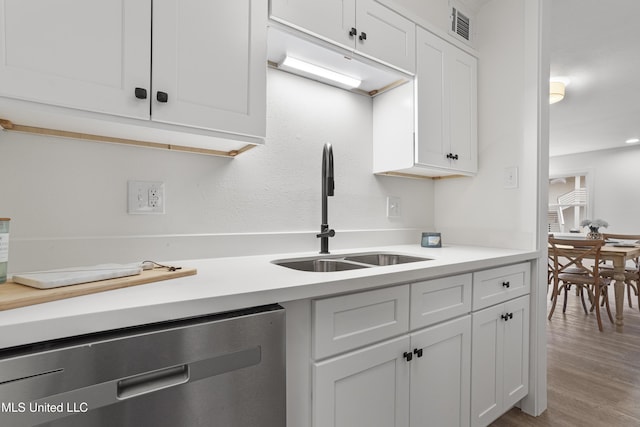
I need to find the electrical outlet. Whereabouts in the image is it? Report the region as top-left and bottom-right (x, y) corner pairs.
(387, 196), (401, 218)
(128, 181), (165, 214)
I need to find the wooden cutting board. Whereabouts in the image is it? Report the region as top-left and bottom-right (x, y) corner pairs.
(0, 267), (197, 311)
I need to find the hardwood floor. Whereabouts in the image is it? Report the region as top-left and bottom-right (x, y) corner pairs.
(490, 288), (640, 427)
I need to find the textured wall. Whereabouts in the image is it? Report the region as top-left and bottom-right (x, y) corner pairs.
(0, 69), (434, 272)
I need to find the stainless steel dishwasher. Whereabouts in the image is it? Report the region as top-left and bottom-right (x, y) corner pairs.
(0, 304), (285, 427)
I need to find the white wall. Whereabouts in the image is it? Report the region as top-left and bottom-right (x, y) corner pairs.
(550, 146), (640, 234)
(433, 0), (540, 250)
(0, 69), (434, 273)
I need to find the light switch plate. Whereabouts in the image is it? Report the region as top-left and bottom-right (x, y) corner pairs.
(503, 167), (518, 189)
(387, 196), (401, 218)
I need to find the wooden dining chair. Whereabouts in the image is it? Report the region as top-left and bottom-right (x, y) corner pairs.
(548, 237), (613, 331)
(600, 233), (640, 311)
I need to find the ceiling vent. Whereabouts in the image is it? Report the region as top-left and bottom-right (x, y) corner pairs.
(450, 7), (472, 43)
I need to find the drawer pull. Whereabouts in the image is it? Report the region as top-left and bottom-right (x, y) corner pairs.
(413, 348), (423, 358)
(501, 313), (513, 321)
(403, 351), (413, 362)
(502, 281), (510, 288)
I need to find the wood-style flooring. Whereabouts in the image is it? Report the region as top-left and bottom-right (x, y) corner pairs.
(490, 288), (640, 427)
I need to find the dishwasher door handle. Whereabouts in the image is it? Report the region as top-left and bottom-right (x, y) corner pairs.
(117, 364), (189, 399)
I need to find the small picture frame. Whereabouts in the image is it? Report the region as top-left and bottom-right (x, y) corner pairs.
(421, 232), (442, 248)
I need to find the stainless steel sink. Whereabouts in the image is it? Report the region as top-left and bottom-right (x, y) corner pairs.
(272, 252), (432, 272)
(344, 253), (430, 266)
(274, 258), (369, 272)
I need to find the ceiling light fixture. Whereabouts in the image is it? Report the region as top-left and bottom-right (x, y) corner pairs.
(279, 55), (362, 89)
(549, 81), (565, 104)
(625, 138), (639, 144)
(549, 77), (571, 104)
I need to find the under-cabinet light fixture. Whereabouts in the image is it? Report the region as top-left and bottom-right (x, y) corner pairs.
(625, 138), (639, 144)
(279, 55), (362, 89)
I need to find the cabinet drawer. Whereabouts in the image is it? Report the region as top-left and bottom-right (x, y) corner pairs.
(410, 274), (472, 330)
(313, 285), (410, 359)
(472, 263), (530, 310)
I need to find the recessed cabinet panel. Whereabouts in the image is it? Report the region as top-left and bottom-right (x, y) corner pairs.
(448, 48), (477, 172)
(410, 273), (472, 329)
(410, 316), (471, 427)
(270, 0), (356, 50)
(471, 295), (530, 427)
(0, 0), (150, 119)
(153, 0), (266, 136)
(313, 285), (410, 359)
(472, 262), (530, 310)
(416, 37), (447, 169)
(355, 0), (415, 74)
(313, 336), (411, 427)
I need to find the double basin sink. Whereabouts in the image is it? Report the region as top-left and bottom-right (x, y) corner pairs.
(272, 252), (432, 272)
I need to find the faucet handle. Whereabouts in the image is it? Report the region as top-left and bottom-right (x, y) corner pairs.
(317, 229), (336, 239)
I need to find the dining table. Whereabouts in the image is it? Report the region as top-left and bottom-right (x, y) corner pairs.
(549, 241), (640, 328)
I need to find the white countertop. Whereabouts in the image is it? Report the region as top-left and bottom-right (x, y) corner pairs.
(0, 244), (538, 348)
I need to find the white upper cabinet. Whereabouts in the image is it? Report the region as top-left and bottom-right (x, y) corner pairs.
(415, 27), (477, 173)
(373, 27), (477, 178)
(0, 0), (266, 148)
(270, 0), (415, 74)
(0, 0), (150, 120)
(153, 0), (266, 136)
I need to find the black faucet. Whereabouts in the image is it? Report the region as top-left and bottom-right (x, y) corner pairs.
(317, 143), (335, 254)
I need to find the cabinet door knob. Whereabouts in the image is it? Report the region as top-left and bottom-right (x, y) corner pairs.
(359, 31), (367, 41)
(501, 312), (513, 321)
(134, 87), (147, 100)
(156, 91), (169, 103)
(403, 351), (413, 362)
(502, 281), (510, 288)
(446, 153), (453, 159)
(413, 348), (423, 358)
(349, 27), (357, 37)
(452, 154), (459, 160)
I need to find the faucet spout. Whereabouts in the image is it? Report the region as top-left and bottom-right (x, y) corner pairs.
(317, 143), (335, 254)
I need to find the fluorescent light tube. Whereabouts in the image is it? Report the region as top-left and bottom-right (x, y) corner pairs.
(280, 56), (361, 88)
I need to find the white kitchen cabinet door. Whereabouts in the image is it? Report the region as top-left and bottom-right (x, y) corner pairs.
(0, 0), (150, 119)
(471, 295), (529, 427)
(355, 0), (415, 74)
(416, 27), (477, 173)
(410, 316), (471, 427)
(152, 0), (266, 136)
(313, 335), (411, 427)
(270, 0), (356, 50)
(270, 0), (414, 73)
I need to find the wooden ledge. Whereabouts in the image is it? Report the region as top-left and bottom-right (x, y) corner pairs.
(0, 118), (256, 158)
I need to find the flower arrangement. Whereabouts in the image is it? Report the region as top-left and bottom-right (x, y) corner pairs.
(580, 219), (609, 233)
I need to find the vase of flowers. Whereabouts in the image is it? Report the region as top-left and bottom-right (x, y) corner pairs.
(580, 219), (608, 240)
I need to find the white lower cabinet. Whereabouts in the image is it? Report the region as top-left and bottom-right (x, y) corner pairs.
(313, 335), (411, 427)
(294, 262), (532, 427)
(312, 315), (471, 427)
(410, 316), (471, 427)
(471, 295), (530, 427)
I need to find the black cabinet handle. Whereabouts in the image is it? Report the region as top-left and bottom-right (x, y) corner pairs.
(359, 31), (367, 41)
(413, 348), (423, 358)
(403, 351), (413, 362)
(502, 281), (510, 288)
(156, 91), (168, 103)
(452, 154), (459, 160)
(446, 153), (459, 160)
(135, 87), (147, 100)
(501, 313), (514, 321)
(349, 27), (357, 37)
